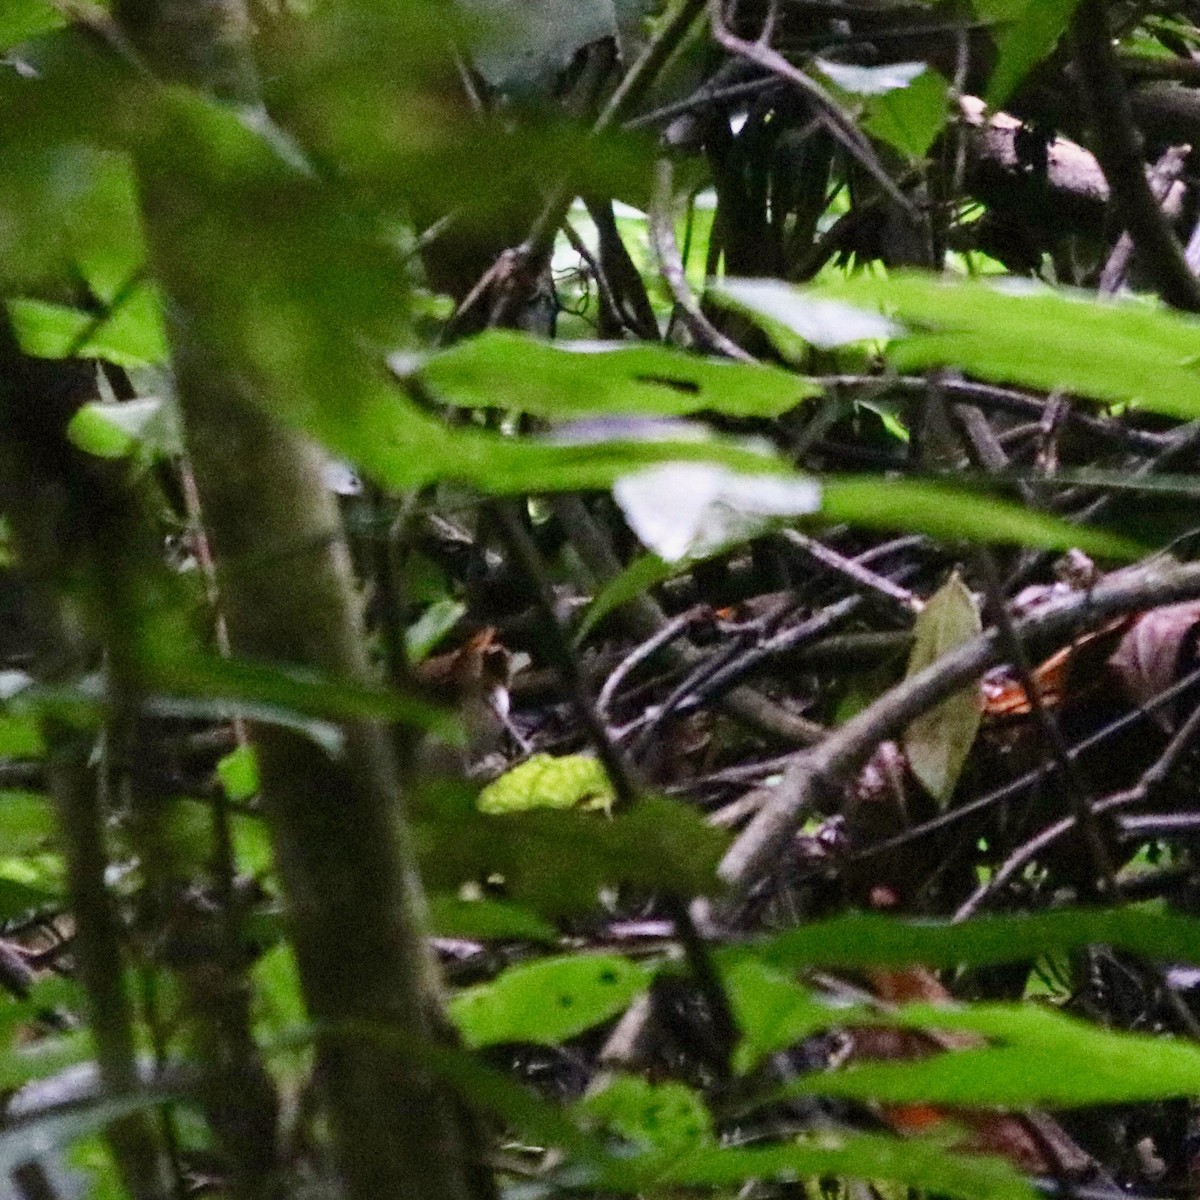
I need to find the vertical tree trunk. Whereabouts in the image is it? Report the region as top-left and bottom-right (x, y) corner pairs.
(111, 4), (480, 1198)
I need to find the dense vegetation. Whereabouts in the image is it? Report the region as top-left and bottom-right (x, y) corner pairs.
(11, 1), (1200, 1198)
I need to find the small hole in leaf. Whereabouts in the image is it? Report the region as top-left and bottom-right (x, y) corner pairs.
(633, 373), (701, 394)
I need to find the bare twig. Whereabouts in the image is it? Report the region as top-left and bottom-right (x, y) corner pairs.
(719, 558), (1200, 896)
(1071, 0), (1200, 311)
(650, 158), (757, 361)
(706, 0), (915, 217)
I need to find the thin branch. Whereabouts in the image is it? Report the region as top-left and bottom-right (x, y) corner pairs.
(1070, 0), (1200, 311)
(650, 157), (757, 361)
(706, 0), (915, 217)
(719, 558), (1200, 896)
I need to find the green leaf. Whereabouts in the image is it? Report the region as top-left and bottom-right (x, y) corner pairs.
(67, 397), (182, 460)
(576, 1075), (712, 1150)
(405, 599), (467, 665)
(741, 908), (1200, 975)
(808, 270), (1200, 423)
(0, 711), (45, 758)
(784, 1000), (1200, 1108)
(417, 330), (817, 419)
(725, 956), (859, 1073)
(821, 477), (1140, 559)
(862, 69), (951, 160)
(901, 573), (983, 803)
(427, 895), (557, 944)
(574, 552), (674, 644)
(477, 753), (615, 814)
(975, 0), (1082, 106)
(149, 648), (463, 745)
(0, 791), (55, 853)
(0, 0), (62, 50)
(450, 953), (653, 1047)
(596, 1135), (1035, 1200)
(419, 789), (729, 915)
(7, 287), (168, 368)
(216, 745), (260, 802)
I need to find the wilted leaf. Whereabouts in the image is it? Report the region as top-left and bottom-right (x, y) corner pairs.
(902, 573), (983, 804)
(1107, 601), (1200, 730)
(450, 953), (652, 1047)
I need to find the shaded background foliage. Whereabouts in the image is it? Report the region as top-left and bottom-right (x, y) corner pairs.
(9, 2), (1200, 1200)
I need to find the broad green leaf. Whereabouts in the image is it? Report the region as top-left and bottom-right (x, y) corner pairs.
(450, 953), (652, 1047)
(613, 463), (822, 562)
(863, 69), (951, 160)
(417, 331), (817, 419)
(741, 908), (1200, 975)
(725, 956), (860, 1073)
(975, 0), (1082, 106)
(406, 599), (467, 665)
(477, 753), (615, 814)
(0, 712), (44, 757)
(419, 788), (729, 915)
(902, 573), (983, 803)
(216, 745), (260, 802)
(808, 270), (1200, 422)
(821, 477), (1140, 559)
(67, 397), (182, 460)
(785, 1000), (1200, 1108)
(595, 1135), (1036, 1200)
(0, 0), (61, 50)
(574, 552), (674, 644)
(148, 648), (462, 745)
(427, 895), (557, 943)
(576, 1075), (712, 1150)
(8, 287), (168, 369)
(0, 791), (55, 853)
(1, 48), (787, 494)
(0, 141), (146, 297)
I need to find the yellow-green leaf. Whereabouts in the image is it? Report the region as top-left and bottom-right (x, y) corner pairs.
(901, 573), (983, 804)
